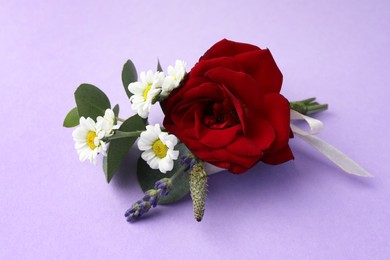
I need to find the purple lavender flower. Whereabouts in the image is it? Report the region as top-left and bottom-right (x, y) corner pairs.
(124, 200), (152, 223)
(154, 178), (172, 196)
(144, 189), (159, 208)
(180, 155), (197, 172)
(124, 178), (173, 223)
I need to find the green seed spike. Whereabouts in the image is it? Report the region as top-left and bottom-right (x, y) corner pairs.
(189, 162), (207, 222)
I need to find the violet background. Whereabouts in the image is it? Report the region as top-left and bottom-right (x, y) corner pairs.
(1, 0), (389, 259)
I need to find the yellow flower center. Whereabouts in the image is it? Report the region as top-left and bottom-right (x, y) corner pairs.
(87, 131), (97, 149)
(152, 139), (168, 159)
(143, 84), (152, 101)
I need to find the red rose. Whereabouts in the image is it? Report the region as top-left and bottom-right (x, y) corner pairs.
(163, 39), (293, 173)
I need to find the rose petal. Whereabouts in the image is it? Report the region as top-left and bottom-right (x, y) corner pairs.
(212, 148), (259, 172)
(162, 77), (206, 114)
(262, 93), (291, 152)
(200, 39), (261, 60)
(190, 56), (242, 77)
(242, 114), (275, 153)
(261, 145), (294, 165)
(197, 122), (241, 148)
(181, 82), (224, 102)
(228, 163), (254, 174)
(225, 136), (264, 157)
(175, 103), (203, 131)
(222, 86), (245, 129)
(204, 67), (264, 112)
(234, 49), (283, 94)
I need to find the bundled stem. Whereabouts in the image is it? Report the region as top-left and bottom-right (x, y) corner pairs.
(290, 97), (328, 115)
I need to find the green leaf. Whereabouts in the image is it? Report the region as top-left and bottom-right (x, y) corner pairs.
(113, 104), (119, 124)
(113, 104), (120, 117)
(157, 59), (163, 72)
(103, 156), (108, 180)
(137, 143), (190, 204)
(63, 107), (79, 128)
(74, 84), (111, 120)
(122, 60), (138, 98)
(105, 114), (146, 183)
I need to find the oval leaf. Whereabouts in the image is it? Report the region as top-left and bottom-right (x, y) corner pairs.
(122, 60), (137, 98)
(113, 104), (120, 117)
(113, 104), (120, 124)
(63, 107), (79, 128)
(105, 114), (146, 183)
(74, 84), (111, 120)
(137, 143), (190, 204)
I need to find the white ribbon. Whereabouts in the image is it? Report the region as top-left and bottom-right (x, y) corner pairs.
(204, 163), (225, 175)
(290, 110), (372, 177)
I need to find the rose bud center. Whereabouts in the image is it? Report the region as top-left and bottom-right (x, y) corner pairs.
(203, 102), (239, 129)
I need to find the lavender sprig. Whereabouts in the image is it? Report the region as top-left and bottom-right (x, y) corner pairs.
(180, 155), (197, 172)
(125, 153), (198, 223)
(124, 178), (172, 223)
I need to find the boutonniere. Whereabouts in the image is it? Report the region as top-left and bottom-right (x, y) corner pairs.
(64, 39), (371, 223)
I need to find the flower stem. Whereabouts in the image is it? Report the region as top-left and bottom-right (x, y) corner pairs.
(107, 130), (143, 141)
(170, 164), (188, 183)
(290, 97), (328, 115)
(306, 104), (328, 114)
(300, 97), (316, 105)
(116, 117), (125, 122)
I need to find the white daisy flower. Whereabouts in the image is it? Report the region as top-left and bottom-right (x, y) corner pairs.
(128, 70), (164, 118)
(138, 124), (179, 173)
(96, 108), (119, 137)
(161, 60), (186, 97)
(72, 117), (107, 165)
